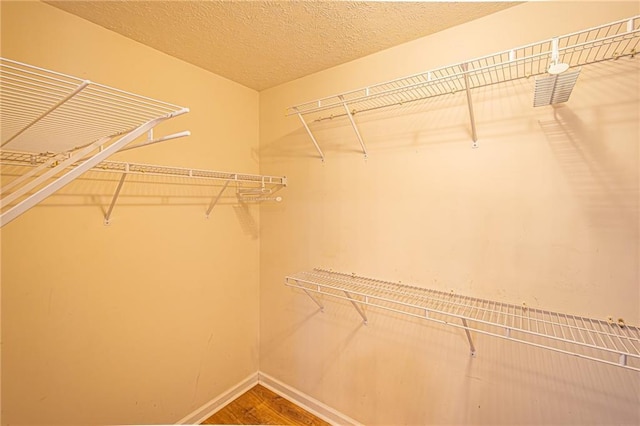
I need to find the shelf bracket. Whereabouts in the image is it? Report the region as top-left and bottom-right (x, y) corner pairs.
(302, 286), (324, 312)
(339, 96), (368, 158)
(119, 130), (191, 152)
(295, 109), (325, 162)
(461, 318), (477, 356)
(461, 63), (479, 148)
(344, 290), (368, 325)
(104, 171), (127, 225)
(205, 181), (229, 218)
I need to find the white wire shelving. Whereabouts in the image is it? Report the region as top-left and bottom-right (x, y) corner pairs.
(286, 15), (640, 160)
(0, 57), (287, 226)
(286, 269), (640, 372)
(0, 57), (193, 227)
(1, 150), (287, 225)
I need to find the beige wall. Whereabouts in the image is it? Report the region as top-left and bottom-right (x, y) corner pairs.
(1, 1), (261, 424)
(259, 2), (640, 425)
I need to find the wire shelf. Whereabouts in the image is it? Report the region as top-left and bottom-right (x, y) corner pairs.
(285, 16), (640, 160)
(287, 16), (639, 119)
(286, 269), (640, 372)
(0, 150), (288, 187)
(0, 57), (185, 153)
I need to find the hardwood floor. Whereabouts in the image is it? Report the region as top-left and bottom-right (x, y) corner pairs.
(202, 384), (331, 425)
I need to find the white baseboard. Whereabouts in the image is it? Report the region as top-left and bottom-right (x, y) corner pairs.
(175, 372), (259, 425)
(258, 372), (362, 426)
(176, 370), (360, 426)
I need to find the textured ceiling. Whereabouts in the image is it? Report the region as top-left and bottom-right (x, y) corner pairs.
(46, 1), (519, 91)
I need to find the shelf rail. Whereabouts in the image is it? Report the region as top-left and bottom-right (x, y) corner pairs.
(0, 57), (191, 227)
(286, 269), (640, 372)
(286, 15), (640, 159)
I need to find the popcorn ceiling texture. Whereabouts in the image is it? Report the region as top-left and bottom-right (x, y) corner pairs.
(46, 1), (517, 91)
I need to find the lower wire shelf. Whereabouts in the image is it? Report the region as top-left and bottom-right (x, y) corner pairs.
(285, 269), (640, 372)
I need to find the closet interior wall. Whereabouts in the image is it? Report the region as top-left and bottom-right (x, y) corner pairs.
(259, 2), (639, 425)
(1, 2), (262, 425)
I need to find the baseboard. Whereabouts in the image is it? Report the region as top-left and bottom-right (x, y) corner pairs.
(258, 372), (362, 426)
(175, 372), (259, 425)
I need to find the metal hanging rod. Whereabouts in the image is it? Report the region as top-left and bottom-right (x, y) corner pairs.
(287, 15), (640, 159)
(286, 269), (640, 372)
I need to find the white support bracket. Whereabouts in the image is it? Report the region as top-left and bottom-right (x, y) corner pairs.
(339, 96), (368, 158)
(205, 181), (229, 218)
(119, 130), (191, 153)
(104, 170), (127, 225)
(461, 63), (479, 148)
(295, 109), (325, 162)
(461, 318), (477, 356)
(0, 108), (189, 228)
(344, 290), (368, 325)
(302, 285), (325, 312)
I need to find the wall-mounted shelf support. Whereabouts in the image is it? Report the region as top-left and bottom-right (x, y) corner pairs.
(461, 318), (476, 356)
(461, 63), (479, 148)
(339, 96), (368, 159)
(104, 171), (127, 226)
(295, 108), (325, 161)
(299, 281), (324, 312)
(119, 130), (191, 152)
(206, 181), (230, 218)
(286, 15), (639, 160)
(344, 290), (368, 325)
(286, 269), (640, 371)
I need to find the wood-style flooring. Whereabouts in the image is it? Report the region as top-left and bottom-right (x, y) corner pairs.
(202, 384), (331, 425)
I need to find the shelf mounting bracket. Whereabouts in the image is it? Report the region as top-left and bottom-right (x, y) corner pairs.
(301, 284), (325, 312)
(461, 63), (479, 148)
(104, 171), (127, 225)
(205, 181), (230, 218)
(295, 109), (325, 162)
(339, 96), (368, 158)
(461, 318), (477, 356)
(344, 290), (368, 325)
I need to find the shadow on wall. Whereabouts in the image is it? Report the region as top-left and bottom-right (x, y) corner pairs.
(539, 104), (639, 230)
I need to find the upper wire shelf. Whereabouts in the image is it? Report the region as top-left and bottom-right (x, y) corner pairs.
(286, 269), (640, 372)
(0, 57), (195, 227)
(0, 57), (186, 153)
(286, 15), (640, 160)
